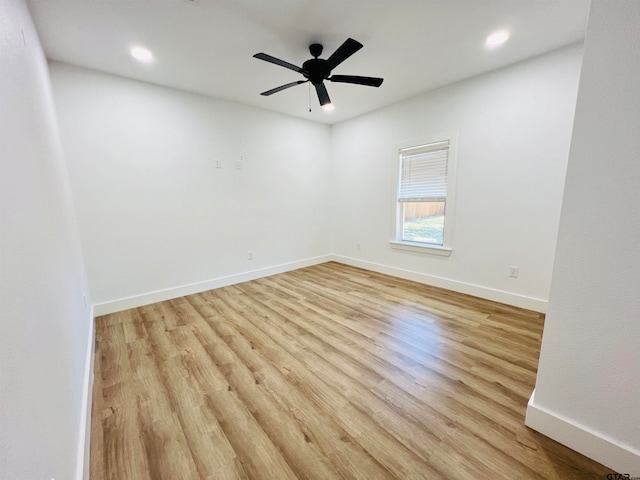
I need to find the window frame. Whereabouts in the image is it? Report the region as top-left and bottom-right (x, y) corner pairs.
(390, 132), (458, 257)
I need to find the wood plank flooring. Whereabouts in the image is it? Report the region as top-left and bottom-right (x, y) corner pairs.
(90, 261), (611, 479)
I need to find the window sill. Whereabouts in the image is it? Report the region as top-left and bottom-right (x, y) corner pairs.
(389, 241), (452, 257)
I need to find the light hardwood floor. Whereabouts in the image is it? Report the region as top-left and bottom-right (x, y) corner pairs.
(90, 261), (611, 479)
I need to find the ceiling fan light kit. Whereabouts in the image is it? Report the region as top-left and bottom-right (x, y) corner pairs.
(253, 38), (384, 109)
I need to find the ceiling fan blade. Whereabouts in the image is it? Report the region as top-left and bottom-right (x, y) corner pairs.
(330, 75), (384, 87)
(325, 38), (363, 71)
(314, 83), (331, 106)
(260, 80), (308, 96)
(253, 52), (303, 73)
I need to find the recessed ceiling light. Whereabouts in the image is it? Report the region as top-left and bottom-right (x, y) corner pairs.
(322, 103), (335, 111)
(130, 46), (154, 63)
(485, 30), (510, 48)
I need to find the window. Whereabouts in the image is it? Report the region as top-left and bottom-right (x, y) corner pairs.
(391, 134), (457, 256)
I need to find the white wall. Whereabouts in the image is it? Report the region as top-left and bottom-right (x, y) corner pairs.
(50, 63), (332, 311)
(527, 0), (640, 473)
(0, 1), (92, 479)
(330, 45), (583, 312)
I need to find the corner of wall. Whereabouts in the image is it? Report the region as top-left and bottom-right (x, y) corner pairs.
(525, 390), (640, 475)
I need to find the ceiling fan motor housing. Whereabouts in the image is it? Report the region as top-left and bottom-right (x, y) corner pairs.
(302, 58), (331, 85)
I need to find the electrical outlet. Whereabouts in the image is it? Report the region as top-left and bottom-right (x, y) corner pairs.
(215, 159), (222, 169)
(235, 156), (243, 170)
(247, 251), (253, 260)
(356, 242), (361, 250)
(509, 266), (519, 278)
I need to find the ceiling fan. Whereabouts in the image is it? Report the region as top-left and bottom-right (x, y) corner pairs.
(253, 38), (384, 109)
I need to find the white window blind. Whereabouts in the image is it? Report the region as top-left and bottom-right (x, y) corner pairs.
(398, 140), (449, 203)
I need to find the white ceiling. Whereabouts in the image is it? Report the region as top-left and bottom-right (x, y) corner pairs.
(27, 0), (590, 125)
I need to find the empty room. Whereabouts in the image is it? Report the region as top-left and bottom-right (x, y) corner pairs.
(2, 0), (639, 479)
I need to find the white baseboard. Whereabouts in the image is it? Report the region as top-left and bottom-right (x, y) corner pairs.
(93, 255), (333, 316)
(76, 305), (95, 480)
(331, 255), (548, 313)
(526, 390), (640, 475)
(93, 254), (547, 316)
